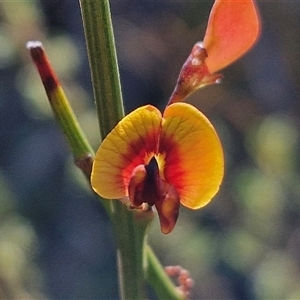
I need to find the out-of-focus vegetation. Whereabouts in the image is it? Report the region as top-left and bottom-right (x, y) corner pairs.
(0, 1), (299, 299)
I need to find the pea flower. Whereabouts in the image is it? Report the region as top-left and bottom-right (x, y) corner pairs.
(91, 103), (223, 233)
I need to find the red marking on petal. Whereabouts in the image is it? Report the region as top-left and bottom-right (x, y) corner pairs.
(160, 103), (224, 209)
(91, 105), (162, 199)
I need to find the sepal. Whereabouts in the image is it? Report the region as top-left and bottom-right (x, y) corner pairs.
(168, 43), (222, 105)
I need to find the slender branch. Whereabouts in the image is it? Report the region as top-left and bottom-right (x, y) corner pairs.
(114, 209), (152, 300)
(26, 41), (112, 216)
(79, 0), (124, 139)
(146, 245), (184, 300)
(26, 41), (94, 179)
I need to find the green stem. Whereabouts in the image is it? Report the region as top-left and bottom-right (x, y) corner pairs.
(50, 86), (95, 178)
(26, 41), (112, 215)
(146, 246), (183, 300)
(79, 0), (124, 139)
(26, 42), (93, 178)
(114, 209), (151, 300)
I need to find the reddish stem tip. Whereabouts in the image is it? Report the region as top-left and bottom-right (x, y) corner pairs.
(26, 40), (43, 49)
(26, 40), (60, 94)
(26, 41), (44, 63)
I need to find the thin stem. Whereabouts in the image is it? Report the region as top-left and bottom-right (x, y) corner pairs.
(79, 0), (124, 139)
(26, 41), (112, 215)
(146, 245), (184, 300)
(26, 41), (94, 179)
(114, 209), (151, 300)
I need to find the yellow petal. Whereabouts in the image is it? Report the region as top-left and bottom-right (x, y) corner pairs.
(160, 102), (224, 209)
(91, 105), (162, 199)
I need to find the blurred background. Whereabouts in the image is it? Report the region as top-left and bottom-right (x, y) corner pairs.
(0, 0), (300, 299)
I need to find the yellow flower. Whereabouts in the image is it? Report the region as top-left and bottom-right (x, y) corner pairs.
(91, 103), (224, 234)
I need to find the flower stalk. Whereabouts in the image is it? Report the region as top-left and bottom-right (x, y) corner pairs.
(146, 245), (185, 299)
(79, 0), (124, 139)
(26, 41), (94, 179)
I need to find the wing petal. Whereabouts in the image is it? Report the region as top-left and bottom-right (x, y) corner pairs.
(160, 103), (224, 209)
(91, 105), (162, 199)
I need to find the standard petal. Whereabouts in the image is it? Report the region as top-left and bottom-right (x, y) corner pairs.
(203, 0), (260, 73)
(91, 105), (162, 199)
(160, 103), (224, 209)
